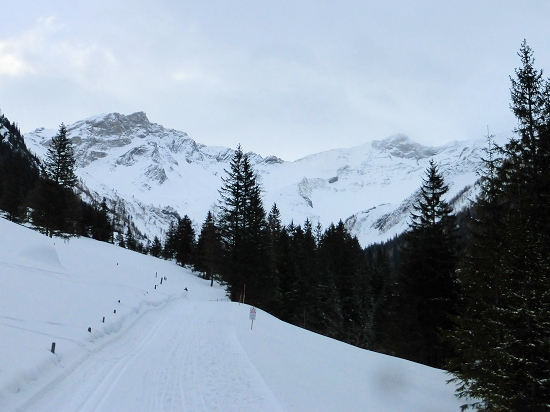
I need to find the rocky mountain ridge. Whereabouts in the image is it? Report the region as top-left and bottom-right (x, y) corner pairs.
(24, 112), (499, 246)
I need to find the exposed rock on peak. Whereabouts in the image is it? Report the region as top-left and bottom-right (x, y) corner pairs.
(23, 112), (494, 245)
(372, 134), (439, 160)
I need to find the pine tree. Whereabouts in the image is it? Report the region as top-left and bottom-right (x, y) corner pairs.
(319, 221), (367, 346)
(125, 226), (138, 251)
(150, 236), (162, 258)
(162, 220), (178, 259)
(43, 123), (77, 189)
(174, 215), (196, 267)
(279, 223), (313, 328)
(393, 160), (459, 367)
(30, 123), (79, 236)
(195, 211), (222, 286)
(116, 232), (126, 248)
(217, 145), (274, 308)
(449, 41), (550, 411)
(96, 197), (113, 242)
(368, 247), (395, 353)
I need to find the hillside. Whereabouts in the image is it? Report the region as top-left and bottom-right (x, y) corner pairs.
(0, 218), (462, 411)
(23, 112), (497, 245)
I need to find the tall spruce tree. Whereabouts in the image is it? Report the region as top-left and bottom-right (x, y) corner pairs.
(195, 211), (222, 286)
(393, 160), (459, 367)
(43, 123), (77, 189)
(162, 220), (178, 259)
(174, 215), (196, 267)
(319, 221), (367, 346)
(449, 41), (550, 412)
(367, 246), (396, 353)
(149, 236), (162, 258)
(31, 123), (79, 236)
(217, 145), (275, 308)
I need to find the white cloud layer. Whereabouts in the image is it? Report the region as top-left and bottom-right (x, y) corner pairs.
(1, 0), (549, 160)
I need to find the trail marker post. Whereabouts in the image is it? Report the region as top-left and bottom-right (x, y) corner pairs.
(249, 306), (256, 330)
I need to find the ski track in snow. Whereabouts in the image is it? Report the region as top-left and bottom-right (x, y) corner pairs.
(0, 218), (462, 412)
(17, 300), (283, 412)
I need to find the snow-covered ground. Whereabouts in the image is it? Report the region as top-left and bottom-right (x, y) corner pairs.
(0, 218), (462, 411)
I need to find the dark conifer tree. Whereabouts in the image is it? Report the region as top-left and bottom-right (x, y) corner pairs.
(0, 113), (40, 222)
(174, 215), (196, 267)
(266, 203), (283, 294)
(392, 160), (459, 367)
(116, 232), (126, 248)
(279, 223), (310, 326)
(217, 145), (275, 308)
(449, 41), (550, 412)
(0, 157), (29, 221)
(368, 248), (395, 352)
(31, 123), (79, 236)
(43, 123), (77, 189)
(125, 226), (138, 251)
(95, 197), (113, 242)
(195, 211), (222, 286)
(162, 220), (177, 259)
(319, 221), (367, 346)
(150, 236), (162, 258)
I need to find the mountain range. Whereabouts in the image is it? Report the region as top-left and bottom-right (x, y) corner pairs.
(24, 111), (497, 246)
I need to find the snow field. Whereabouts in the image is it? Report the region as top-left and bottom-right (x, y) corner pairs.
(0, 217), (226, 410)
(0, 217), (462, 411)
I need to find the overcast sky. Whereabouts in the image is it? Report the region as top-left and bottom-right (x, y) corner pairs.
(1, 1), (549, 160)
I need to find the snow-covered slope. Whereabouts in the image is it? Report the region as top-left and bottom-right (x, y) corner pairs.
(0, 218), (462, 411)
(24, 112), (495, 245)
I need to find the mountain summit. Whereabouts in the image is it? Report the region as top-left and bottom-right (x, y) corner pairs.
(25, 112), (491, 245)
(371, 133), (441, 160)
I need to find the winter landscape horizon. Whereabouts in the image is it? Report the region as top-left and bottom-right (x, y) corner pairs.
(23, 110), (500, 247)
(0, 109), (484, 411)
(3, 2), (550, 408)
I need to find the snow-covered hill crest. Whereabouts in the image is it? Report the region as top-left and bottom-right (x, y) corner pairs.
(25, 112), (498, 245)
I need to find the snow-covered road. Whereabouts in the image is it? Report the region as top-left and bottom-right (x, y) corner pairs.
(1, 218), (462, 412)
(18, 300), (283, 412)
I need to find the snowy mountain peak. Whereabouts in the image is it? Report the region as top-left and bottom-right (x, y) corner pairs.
(23, 112), (499, 245)
(70, 111), (170, 139)
(372, 134), (440, 160)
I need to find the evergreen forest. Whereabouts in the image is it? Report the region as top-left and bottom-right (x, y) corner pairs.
(0, 118), (113, 240)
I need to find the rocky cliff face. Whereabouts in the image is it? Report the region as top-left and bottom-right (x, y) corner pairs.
(24, 112), (497, 245)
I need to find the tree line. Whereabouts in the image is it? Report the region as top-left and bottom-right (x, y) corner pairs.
(0, 118), (113, 240)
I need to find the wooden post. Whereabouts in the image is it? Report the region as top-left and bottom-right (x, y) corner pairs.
(51, 342), (56, 354)
(249, 307), (256, 330)
(102, 317), (105, 323)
